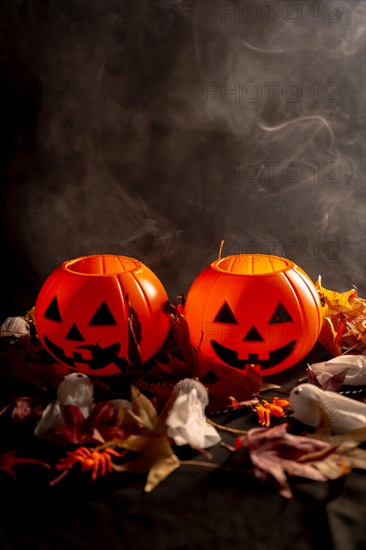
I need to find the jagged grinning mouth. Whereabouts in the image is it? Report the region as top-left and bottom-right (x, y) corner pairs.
(210, 339), (296, 370)
(43, 335), (122, 370)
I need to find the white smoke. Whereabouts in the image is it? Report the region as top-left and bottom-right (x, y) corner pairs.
(4, 0), (365, 301)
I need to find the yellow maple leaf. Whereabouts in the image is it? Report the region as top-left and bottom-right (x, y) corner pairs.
(112, 433), (180, 492)
(111, 386), (180, 492)
(315, 276), (362, 318)
(315, 277), (366, 354)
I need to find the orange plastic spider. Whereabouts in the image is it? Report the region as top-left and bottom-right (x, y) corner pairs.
(55, 446), (126, 481)
(256, 397), (289, 427)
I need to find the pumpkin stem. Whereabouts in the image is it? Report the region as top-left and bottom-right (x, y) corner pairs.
(218, 240), (225, 260)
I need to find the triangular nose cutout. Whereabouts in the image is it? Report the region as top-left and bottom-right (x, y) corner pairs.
(243, 325), (263, 342)
(65, 324), (85, 342)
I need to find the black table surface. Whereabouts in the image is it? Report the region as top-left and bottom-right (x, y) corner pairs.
(0, 342), (365, 550)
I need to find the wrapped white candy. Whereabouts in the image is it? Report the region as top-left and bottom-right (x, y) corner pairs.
(289, 383), (366, 434)
(309, 355), (366, 386)
(165, 378), (221, 449)
(0, 317), (30, 338)
(35, 373), (95, 437)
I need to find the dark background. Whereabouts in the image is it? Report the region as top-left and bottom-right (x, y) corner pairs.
(0, 3), (365, 549)
(0, 0), (365, 320)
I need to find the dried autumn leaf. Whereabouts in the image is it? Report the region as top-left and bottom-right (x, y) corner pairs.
(318, 317), (342, 356)
(338, 446), (366, 470)
(40, 402), (129, 447)
(50, 405), (101, 446)
(312, 426), (366, 446)
(87, 402), (129, 442)
(316, 278), (363, 318)
(335, 314), (347, 353)
(235, 422), (337, 498)
(198, 360), (262, 413)
(135, 379), (175, 413)
(163, 302), (197, 371)
(112, 433), (180, 492)
(315, 277), (366, 355)
(111, 384), (180, 491)
(0, 337), (62, 389)
(126, 294), (143, 367)
(305, 426), (366, 479)
(153, 353), (193, 378)
(0, 448), (50, 478)
(24, 306), (35, 325)
(123, 385), (160, 432)
(321, 369), (349, 391)
(310, 446), (365, 479)
(306, 365), (349, 391)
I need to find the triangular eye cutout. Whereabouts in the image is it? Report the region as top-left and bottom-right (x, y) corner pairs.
(269, 301), (293, 324)
(44, 297), (62, 321)
(89, 302), (117, 326)
(214, 302), (238, 324)
(65, 324), (85, 342)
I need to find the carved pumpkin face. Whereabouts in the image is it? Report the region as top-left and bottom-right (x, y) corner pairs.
(184, 254), (322, 376)
(35, 255), (169, 376)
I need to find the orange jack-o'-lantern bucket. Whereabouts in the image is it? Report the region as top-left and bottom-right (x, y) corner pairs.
(35, 254), (169, 376)
(184, 254), (322, 376)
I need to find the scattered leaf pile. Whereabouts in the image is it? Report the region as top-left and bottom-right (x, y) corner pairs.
(316, 277), (366, 355)
(233, 422), (366, 498)
(0, 283), (365, 498)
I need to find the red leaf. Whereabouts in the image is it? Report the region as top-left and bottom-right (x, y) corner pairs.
(0, 339), (62, 389)
(153, 353), (194, 377)
(235, 423), (336, 497)
(198, 357), (262, 413)
(136, 380), (175, 413)
(306, 366), (322, 387)
(88, 402), (128, 441)
(163, 302), (197, 371)
(335, 314), (347, 353)
(0, 448), (50, 478)
(126, 293), (143, 367)
(44, 405), (95, 446)
(307, 365), (349, 392)
(41, 401), (130, 447)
